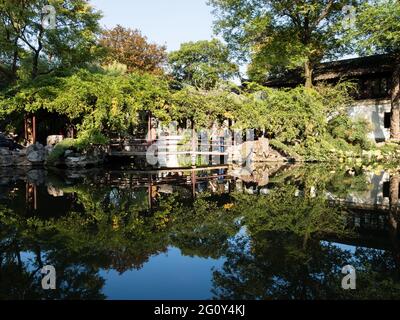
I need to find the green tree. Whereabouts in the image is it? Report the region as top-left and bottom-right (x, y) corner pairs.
(168, 39), (238, 89)
(344, 0), (400, 140)
(0, 0), (101, 85)
(212, 168), (400, 300)
(209, 0), (357, 87)
(0, 69), (172, 140)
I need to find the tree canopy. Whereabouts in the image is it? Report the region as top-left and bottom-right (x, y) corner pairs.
(100, 25), (168, 75)
(168, 39), (238, 89)
(343, 0), (400, 140)
(345, 0), (400, 56)
(0, 0), (102, 86)
(209, 0), (359, 86)
(0, 69), (172, 139)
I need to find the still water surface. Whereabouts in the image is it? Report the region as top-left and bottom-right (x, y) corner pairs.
(1, 164), (400, 299)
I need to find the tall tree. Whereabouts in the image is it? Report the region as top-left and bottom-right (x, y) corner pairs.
(100, 25), (167, 75)
(345, 0), (400, 140)
(168, 39), (238, 89)
(0, 0), (102, 85)
(209, 0), (357, 87)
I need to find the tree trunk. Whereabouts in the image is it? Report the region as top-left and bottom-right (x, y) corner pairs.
(31, 27), (44, 80)
(390, 174), (399, 209)
(11, 38), (19, 76)
(390, 63), (400, 140)
(31, 50), (40, 80)
(389, 174), (400, 271)
(304, 60), (313, 88)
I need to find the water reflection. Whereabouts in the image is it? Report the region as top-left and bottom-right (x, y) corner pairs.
(0, 164), (400, 300)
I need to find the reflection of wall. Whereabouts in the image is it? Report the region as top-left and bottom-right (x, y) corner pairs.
(328, 171), (391, 207)
(348, 99), (391, 142)
(157, 136), (182, 168)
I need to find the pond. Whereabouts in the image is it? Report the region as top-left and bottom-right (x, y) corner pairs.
(1, 163), (400, 300)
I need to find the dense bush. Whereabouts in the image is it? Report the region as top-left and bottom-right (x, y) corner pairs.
(0, 68), (373, 161)
(0, 69), (173, 138)
(328, 115), (372, 150)
(47, 130), (109, 163)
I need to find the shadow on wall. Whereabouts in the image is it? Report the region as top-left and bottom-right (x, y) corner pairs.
(348, 102), (391, 142)
(371, 109), (387, 142)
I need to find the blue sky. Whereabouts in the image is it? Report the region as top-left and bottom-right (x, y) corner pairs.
(90, 0), (215, 52)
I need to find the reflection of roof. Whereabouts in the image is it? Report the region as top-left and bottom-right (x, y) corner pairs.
(264, 54), (395, 87)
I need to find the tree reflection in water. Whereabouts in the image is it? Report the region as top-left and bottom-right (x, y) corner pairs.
(0, 165), (399, 300)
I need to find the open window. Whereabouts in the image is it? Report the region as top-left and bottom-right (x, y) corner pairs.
(384, 113), (391, 129)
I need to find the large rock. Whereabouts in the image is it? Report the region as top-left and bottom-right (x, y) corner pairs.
(27, 169), (46, 185)
(0, 148), (13, 167)
(65, 156), (89, 168)
(64, 155), (105, 168)
(14, 150), (31, 166)
(228, 162), (287, 187)
(0, 148), (11, 156)
(47, 135), (64, 146)
(45, 145), (54, 156)
(0, 143), (47, 167)
(26, 143), (46, 163)
(63, 145), (109, 168)
(229, 137), (272, 164)
(47, 185), (64, 197)
(0, 148), (31, 166)
(0, 133), (23, 150)
(253, 137), (270, 162)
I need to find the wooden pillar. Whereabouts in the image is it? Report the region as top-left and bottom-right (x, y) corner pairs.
(192, 170), (196, 198)
(24, 116), (28, 142)
(390, 63), (400, 140)
(68, 125), (75, 139)
(147, 111), (152, 145)
(32, 115), (36, 144)
(191, 120), (196, 168)
(24, 115), (32, 144)
(24, 114), (37, 145)
(389, 173), (399, 238)
(390, 174), (399, 210)
(227, 119), (233, 166)
(389, 174), (400, 270)
(148, 173), (153, 210)
(26, 182), (37, 211)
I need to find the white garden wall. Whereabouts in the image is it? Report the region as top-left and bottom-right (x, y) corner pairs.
(348, 99), (392, 141)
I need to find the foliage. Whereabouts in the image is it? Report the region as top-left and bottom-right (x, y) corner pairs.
(2, 165), (400, 299)
(0, 0), (102, 86)
(47, 131), (108, 163)
(100, 25), (167, 75)
(1, 62), (370, 161)
(168, 39), (238, 89)
(343, 0), (400, 56)
(328, 115), (372, 149)
(240, 83), (356, 138)
(209, 0), (357, 86)
(230, 82), (373, 161)
(0, 69), (172, 136)
(170, 86), (240, 128)
(211, 166), (400, 300)
(169, 81), (362, 161)
(269, 139), (301, 160)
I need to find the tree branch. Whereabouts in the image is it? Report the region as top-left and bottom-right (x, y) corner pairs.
(313, 0), (334, 28)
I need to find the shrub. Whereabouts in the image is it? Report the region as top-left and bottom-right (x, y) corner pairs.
(328, 115), (372, 150)
(47, 129), (109, 163)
